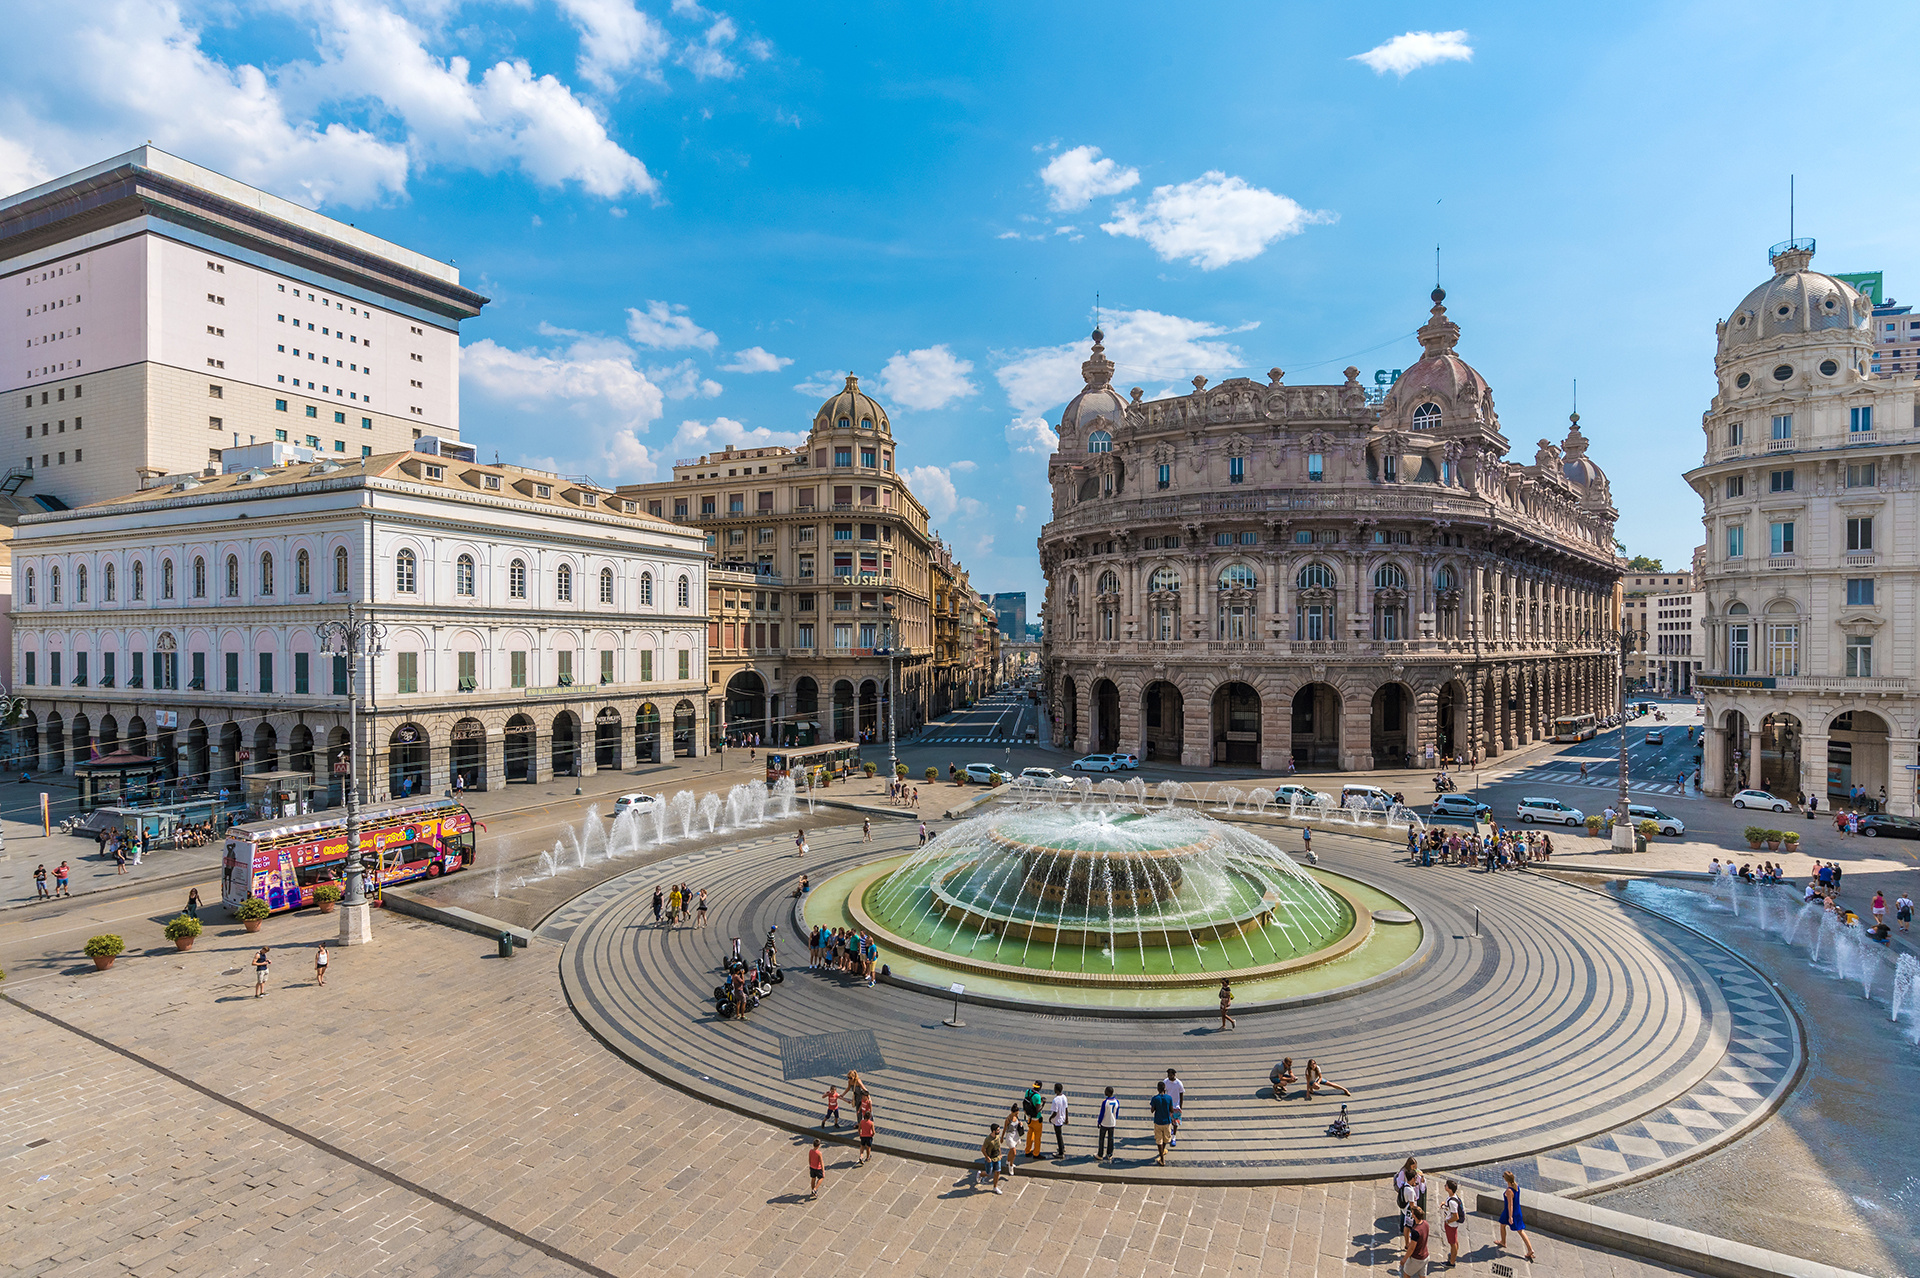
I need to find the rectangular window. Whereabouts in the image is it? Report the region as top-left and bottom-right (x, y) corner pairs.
(1727, 624), (1749, 676)
(306, 405), (317, 418)
(860, 448), (876, 468)
(333, 654), (349, 696)
(510, 651), (527, 687)
(1725, 475), (1744, 498)
(50, 652), (60, 688)
(1307, 453), (1324, 481)
(225, 651), (240, 693)
(1768, 469), (1794, 492)
(1726, 525), (1745, 557)
(1157, 463), (1170, 489)
(1847, 578), (1875, 606)
(599, 650), (614, 684)
(1767, 623), (1799, 677)
(1846, 636), (1873, 678)
(294, 651), (310, 694)
(131, 652), (143, 689)
(834, 448), (852, 467)
(1846, 463), (1876, 488)
(458, 650), (477, 691)
(1728, 421), (1744, 446)
(638, 649), (652, 682)
(833, 623), (853, 649)
(1847, 516), (1873, 551)
(677, 650), (689, 680)
(1228, 456), (1245, 484)
(258, 652), (273, 694)
(1851, 405), (1874, 433)
(557, 650), (573, 685)
(396, 651), (418, 694)
(190, 652), (204, 689)
(1771, 413), (1792, 441)
(104, 653), (120, 685)
(797, 623), (815, 649)
(24, 652), (34, 686)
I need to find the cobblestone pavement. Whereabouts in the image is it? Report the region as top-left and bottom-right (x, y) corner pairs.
(2, 879), (1698, 1278)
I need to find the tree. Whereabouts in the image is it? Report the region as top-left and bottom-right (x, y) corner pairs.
(1626, 555), (1663, 572)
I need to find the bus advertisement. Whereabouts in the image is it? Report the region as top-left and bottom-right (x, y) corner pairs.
(220, 796), (476, 913)
(765, 742), (863, 785)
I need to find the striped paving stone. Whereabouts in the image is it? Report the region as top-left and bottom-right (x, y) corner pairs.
(550, 820), (1799, 1184)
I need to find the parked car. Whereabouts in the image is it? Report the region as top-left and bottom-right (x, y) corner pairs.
(1516, 796), (1584, 826)
(1627, 803), (1684, 836)
(964, 763), (1015, 784)
(1018, 767), (1072, 788)
(613, 793), (660, 815)
(1859, 813), (1920, 839)
(1430, 793), (1492, 819)
(1644, 729), (1665, 745)
(1730, 789), (1791, 812)
(1340, 784), (1394, 811)
(1273, 784), (1329, 808)
(1112, 752), (1141, 770)
(1070, 754), (1126, 772)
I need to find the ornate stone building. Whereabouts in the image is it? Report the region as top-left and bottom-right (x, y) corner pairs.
(1687, 241), (1920, 812)
(1039, 290), (1622, 770)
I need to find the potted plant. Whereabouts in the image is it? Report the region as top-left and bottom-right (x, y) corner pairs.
(84, 934), (126, 971)
(924, 766), (937, 782)
(1743, 826), (1766, 850)
(896, 763), (909, 779)
(1585, 815), (1604, 837)
(235, 897), (270, 932)
(1781, 831), (1801, 853)
(312, 882), (342, 914)
(163, 914), (203, 951)
(1764, 829), (1783, 851)
(863, 761), (878, 778)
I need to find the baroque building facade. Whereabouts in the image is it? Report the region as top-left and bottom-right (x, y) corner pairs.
(1688, 241), (1920, 813)
(1039, 291), (1622, 770)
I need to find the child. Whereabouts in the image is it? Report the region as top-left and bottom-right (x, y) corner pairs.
(821, 1084), (841, 1129)
(857, 1113), (875, 1164)
(1442, 1179), (1465, 1266)
(807, 1139), (824, 1199)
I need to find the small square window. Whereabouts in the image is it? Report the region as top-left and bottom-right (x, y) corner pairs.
(275, 399), (288, 411)
(483, 475), (502, 491)
(424, 464), (444, 480)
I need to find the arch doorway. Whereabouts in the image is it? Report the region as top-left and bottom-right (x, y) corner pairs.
(1141, 681), (1183, 762)
(505, 714), (536, 781)
(1828, 711), (1889, 806)
(326, 727), (350, 807)
(595, 707), (623, 770)
(1093, 679), (1120, 754)
(1211, 682), (1260, 766)
(1758, 712), (1802, 797)
(252, 723), (279, 774)
(1370, 683), (1412, 768)
(672, 700), (696, 757)
(832, 680), (855, 741)
(1290, 684), (1341, 770)
(452, 718), (487, 790)
(726, 671), (766, 742)
(1435, 681), (1464, 762)
(98, 715), (120, 754)
(1720, 710), (1750, 794)
(45, 713), (64, 774)
(186, 720), (208, 789)
(1061, 677), (1079, 748)
(633, 703), (660, 764)
(289, 725), (315, 799)
(858, 680), (879, 740)
(792, 678), (819, 746)
(552, 712), (579, 777)
(388, 723), (429, 798)
(217, 721), (241, 791)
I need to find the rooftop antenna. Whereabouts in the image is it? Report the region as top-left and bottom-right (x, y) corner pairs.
(1094, 291), (1101, 332)
(1789, 174), (1795, 243)
(1435, 244), (1441, 289)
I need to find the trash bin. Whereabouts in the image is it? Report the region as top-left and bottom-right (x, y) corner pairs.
(498, 930), (515, 958)
(1634, 834), (1648, 855)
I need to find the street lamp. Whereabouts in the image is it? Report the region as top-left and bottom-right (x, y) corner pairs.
(878, 601), (899, 782)
(317, 608), (387, 946)
(1609, 622), (1649, 851)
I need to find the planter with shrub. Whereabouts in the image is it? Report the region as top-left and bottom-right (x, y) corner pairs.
(235, 897), (270, 931)
(1584, 815), (1604, 836)
(1781, 832), (1801, 852)
(924, 766), (937, 781)
(1764, 829), (1784, 850)
(863, 761), (878, 778)
(163, 914), (203, 951)
(84, 934), (126, 970)
(312, 882), (342, 913)
(1744, 826), (1767, 849)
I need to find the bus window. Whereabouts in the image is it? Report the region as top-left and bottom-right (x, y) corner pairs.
(444, 830), (475, 866)
(295, 860), (343, 888)
(387, 842), (436, 868)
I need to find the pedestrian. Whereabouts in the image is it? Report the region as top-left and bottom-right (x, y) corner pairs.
(1873, 892), (1887, 927)
(184, 887), (201, 920)
(1301, 826), (1312, 861)
(252, 945), (271, 998)
(54, 860), (70, 898)
(33, 863), (49, 900)
(1149, 1081), (1175, 1165)
(1270, 1057), (1296, 1100)
(1304, 1059), (1352, 1098)
(1497, 1170), (1535, 1261)
(918, 820), (929, 847)
(1001, 1101), (1023, 1177)
(862, 817), (871, 843)
(1165, 1068), (1184, 1146)
(314, 942), (329, 987)
(807, 1138), (825, 1199)
(652, 885), (664, 924)
(1022, 1081), (1045, 1159)
(1048, 1082), (1070, 1158)
(1096, 1086), (1120, 1162)
(978, 1124), (1005, 1193)
(857, 1111), (875, 1165)
(1442, 1179), (1466, 1266)
(1898, 893), (1914, 933)
(114, 842), (128, 875)
(1833, 861), (1844, 890)
(1579, 761), (1588, 780)
(1403, 1205), (1430, 1278)
(1218, 977), (1236, 1031)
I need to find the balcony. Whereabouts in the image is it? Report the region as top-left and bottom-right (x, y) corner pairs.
(1846, 552), (1875, 568)
(1766, 555), (1797, 570)
(1772, 674), (1910, 694)
(1765, 437), (1795, 452)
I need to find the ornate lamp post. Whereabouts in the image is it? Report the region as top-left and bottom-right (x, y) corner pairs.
(879, 601), (899, 782)
(317, 608), (386, 945)
(1609, 622), (1649, 851)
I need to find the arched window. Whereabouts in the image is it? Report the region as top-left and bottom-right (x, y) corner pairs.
(1434, 565), (1456, 592)
(1373, 563), (1407, 590)
(75, 564), (88, 603)
(1148, 566), (1180, 593)
(132, 560), (145, 601)
(1066, 576), (1079, 596)
(333, 546), (349, 592)
(1097, 570), (1119, 595)
(1372, 563), (1407, 640)
(49, 567), (60, 603)
(295, 549), (310, 594)
(639, 572), (653, 606)
(225, 555), (239, 597)
(455, 554), (476, 597)
(837, 416), (850, 429)
(677, 575), (690, 607)
(192, 557), (206, 598)
(509, 559), (527, 599)
(599, 566), (615, 603)
(1087, 430), (1113, 453)
(556, 563), (573, 602)
(1413, 402), (1441, 430)
(395, 549), (417, 594)
(160, 559), (173, 600)
(1726, 602), (1751, 676)
(1296, 562), (1336, 590)
(1218, 563), (1257, 590)
(103, 562), (116, 602)
(23, 568), (34, 604)
(259, 551), (273, 596)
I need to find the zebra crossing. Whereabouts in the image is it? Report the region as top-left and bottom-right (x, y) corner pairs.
(1502, 762), (1697, 799)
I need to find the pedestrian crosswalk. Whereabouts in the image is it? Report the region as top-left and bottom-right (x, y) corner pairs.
(920, 735), (1024, 744)
(1502, 763), (1698, 799)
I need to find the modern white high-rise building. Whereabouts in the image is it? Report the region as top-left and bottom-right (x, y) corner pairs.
(0, 147), (487, 511)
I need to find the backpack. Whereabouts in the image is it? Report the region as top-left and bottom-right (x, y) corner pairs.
(1022, 1089), (1042, 1119)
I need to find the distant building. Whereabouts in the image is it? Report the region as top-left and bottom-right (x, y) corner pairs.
(989, 592), (1026, 641)
(1622, 566), (1697, 687)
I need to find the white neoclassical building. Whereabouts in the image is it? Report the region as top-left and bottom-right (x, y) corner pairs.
(11, 446), (710, 802)
(1688, 240), (1920, 812)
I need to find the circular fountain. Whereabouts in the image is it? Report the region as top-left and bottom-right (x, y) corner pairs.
(823, 805), (1390, 994)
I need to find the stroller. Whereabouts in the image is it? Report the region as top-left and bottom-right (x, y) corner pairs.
(1326, 1104), (1351, 1138)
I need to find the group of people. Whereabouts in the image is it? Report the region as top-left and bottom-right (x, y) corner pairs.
(651, 882), (708, 928)
(971, 1070), (1192, 1183)
(1711, 858), (1788, 885)
(1408, 826), (1552, 871)
(172, 820), (221, 848)
(883, 778), (920, 807)
(1268, 1057), (1353, 1101)
(808, 925), (878, 985)
(30, 861), (73, 899)
(807, 1070), (876, 1198)
(96, 825), (148, 873)
(249, 941), (329, 997)
(1389, 1158), (1532, 1274)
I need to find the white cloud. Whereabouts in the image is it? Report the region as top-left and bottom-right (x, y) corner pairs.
(625, 300), (719, 351)
(720, 345), (793, 373)
(462, 330), (667, 475)
(647, 358), (723, 400)
(1102, 172), (1333, 269)
(1004, 416), (1060, 456)
(555, 0), (672, 91)
(1013, 505), (1028, 522)
(878, 345), (977, 411)
(668, 415), (807, 457)
(680, 16), (741, 80)
(793, 370), (844, 397)
(995, 308), (1253, 417)
(1351, 30), (1473, 77)
(996, 230), (1022, 240)
(904, 464), (983, 523)
(950, 459), (977, 473)
(1039, 144), (1139, 212)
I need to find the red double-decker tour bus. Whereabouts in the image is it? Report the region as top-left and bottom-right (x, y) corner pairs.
(220, 796), (476, 913)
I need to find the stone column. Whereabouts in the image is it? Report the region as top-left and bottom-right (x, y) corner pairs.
(529, 724), (550, 784)
(1412, 687), (1436, 767)
(1259, 687), (1289, 772)
(1798, 733), (1828, 813)
(1343, 694), (1371, 772)
(485, 730), (507, 793)
(1747, 729), (1765, 791)
(1889, 736), (1917, 818)
(1702, 724), (1726, 797)
(1180, 684), (1209, 767)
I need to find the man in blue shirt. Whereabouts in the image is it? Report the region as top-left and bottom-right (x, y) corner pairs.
(1149, 1081), (1175, 1165)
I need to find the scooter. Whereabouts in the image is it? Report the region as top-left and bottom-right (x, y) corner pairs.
(1433, 775), (1457, 794)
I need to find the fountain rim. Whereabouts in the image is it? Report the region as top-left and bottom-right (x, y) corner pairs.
(839, 857), (1379, 989)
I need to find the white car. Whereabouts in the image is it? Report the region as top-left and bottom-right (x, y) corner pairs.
(1340, 784), (1394, 811)
(1070, 754), (1126, 772)
(1731, 789), (1791, 812)
(1516, 796), (1584, 826)
(1628, 804), (1685, 836)
(1019, 767), (1073, 788)
(613, 793), (659, 815)
(964, 762), (1014, 784)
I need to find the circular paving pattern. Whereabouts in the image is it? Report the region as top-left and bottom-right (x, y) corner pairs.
(547, 815), (1801, 1183)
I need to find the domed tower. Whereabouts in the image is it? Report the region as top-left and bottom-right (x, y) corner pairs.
(1712, 239), (1874, 408)
(812, 373), (891, 437)
(1557, 411), (1615, 514)
(805, 373), (897, 475)
(1372, 288), (1508, 486)
(1049, 329), (1131, 515)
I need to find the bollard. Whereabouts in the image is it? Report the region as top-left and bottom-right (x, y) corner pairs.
(498, 930), (515, 959)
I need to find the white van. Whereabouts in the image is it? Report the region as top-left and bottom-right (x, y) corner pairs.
(1340, 784), (1394, 811)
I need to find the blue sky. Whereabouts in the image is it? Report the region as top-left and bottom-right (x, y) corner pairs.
(5, 1), (1918, 598)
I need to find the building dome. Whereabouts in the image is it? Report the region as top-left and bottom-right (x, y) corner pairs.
(1379, 288), (1495, 431)
(813, 373), (891, 435)
(1717, 241), (1872, 359)
(1058, 330), (1129, 451)
(1559, 412), (1609, 498)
